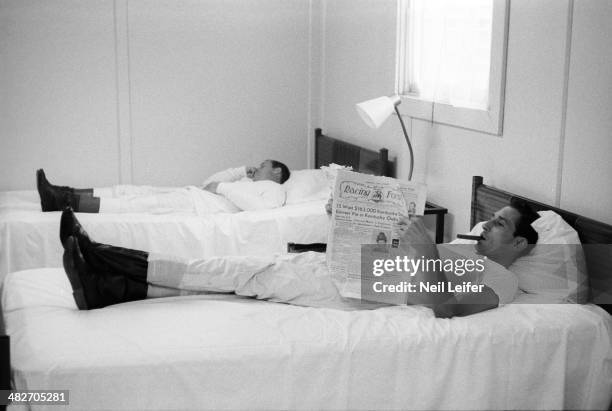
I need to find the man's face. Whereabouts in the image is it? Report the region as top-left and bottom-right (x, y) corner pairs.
(475, 206), (523, 262)
(252, 160), (279, 183)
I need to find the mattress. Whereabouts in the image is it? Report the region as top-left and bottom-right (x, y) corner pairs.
(3, 267), (612, 410)
(0, 190), (329, 281)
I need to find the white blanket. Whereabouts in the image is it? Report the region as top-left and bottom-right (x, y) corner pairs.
(3, 267), (612, 410)
(0, 190), (329, 281)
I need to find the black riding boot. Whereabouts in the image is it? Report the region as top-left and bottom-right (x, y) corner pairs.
(83, 243), (149, 283)
(63, 237), (148, 310)
(37, 169), (94, 195)
(37, 169), (99, 212)
(61, 207), (148, 283)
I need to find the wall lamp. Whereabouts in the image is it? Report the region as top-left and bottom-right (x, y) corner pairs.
(355, 95), (414, 181)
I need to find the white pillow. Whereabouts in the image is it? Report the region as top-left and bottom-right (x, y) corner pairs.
(283, 169), (330, 205)
(509, 210), (587, 303)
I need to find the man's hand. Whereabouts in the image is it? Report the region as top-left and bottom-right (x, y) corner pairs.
(203, 182), (219, 193)
(397, 216), (452, 310)
(397, 216), (430, 242)
(246, 166), (257, 179)
(433, 288), (499, 318)
(396, 216), (439, 259)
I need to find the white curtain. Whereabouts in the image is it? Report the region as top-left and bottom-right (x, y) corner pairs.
(403, 0), (493, 110)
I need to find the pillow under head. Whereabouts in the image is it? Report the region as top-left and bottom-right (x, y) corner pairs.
(283, 169), (330, 205)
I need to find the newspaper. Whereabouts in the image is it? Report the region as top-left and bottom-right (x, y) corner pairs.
(326, 170), (427, 302)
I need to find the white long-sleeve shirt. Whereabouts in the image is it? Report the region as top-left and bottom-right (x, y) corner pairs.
(201, 166), (250, 187)
(202, 166), (286, 211)
(216, 180), (286, 211)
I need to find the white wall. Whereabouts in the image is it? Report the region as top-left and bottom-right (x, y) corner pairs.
(3, 0), (610, 228)
(560, 0), (612, 224)
(0, 0), (314, 190)
(0, 1), (120, 189)
(320, 0), (612, 238)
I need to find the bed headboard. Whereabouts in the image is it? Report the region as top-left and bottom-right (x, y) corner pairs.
(471, 176), (612, 313)
(288, 129), (396, 255)
(314, 128), (395, 177)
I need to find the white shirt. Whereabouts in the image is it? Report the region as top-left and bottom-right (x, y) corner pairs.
(202, 166), (250, 187)
(202, 166), (286, 211)
(439, 242), (519, 305)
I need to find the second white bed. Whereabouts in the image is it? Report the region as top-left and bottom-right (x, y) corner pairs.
(0, 190), (328, 280)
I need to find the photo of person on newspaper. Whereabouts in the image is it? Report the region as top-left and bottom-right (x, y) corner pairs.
(375, 232), (388, 244)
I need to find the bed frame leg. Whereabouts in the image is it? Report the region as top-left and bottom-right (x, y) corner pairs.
(0, 334), (9, 411)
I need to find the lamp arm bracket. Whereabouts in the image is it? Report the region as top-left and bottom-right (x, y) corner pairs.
(394, 105), (414, 181)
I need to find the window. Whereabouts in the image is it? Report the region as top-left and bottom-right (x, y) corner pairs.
(395, 0), (509, 135)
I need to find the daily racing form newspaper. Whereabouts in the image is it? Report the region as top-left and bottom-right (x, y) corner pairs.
(326, 170), (427, 301)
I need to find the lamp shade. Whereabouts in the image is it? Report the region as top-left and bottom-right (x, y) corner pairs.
(355, 95), (400, 129)
(355, 94), (414, 180)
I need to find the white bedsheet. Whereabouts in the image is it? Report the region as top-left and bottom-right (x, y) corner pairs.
(3, 267), (611, 410)
(0, 190), (328, 281)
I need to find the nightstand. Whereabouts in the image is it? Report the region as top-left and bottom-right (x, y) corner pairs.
(424, 201), (448, 243)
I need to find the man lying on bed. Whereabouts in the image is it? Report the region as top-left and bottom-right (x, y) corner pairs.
(58, 198), (538, 318)
(35, 160), (290, 214)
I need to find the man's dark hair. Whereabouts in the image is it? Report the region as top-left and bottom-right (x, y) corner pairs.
(270, 160), (290, 184)
(509, 198), (539, 244)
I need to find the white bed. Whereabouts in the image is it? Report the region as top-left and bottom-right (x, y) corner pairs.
(0, 131), (390, 282)
(2, 267), (611, 410)
(0, 190), (329, 281)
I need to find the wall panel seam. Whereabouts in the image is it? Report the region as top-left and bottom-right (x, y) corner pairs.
(556, 0), (574, 207)
(319, 0), (327, 131)
(114, 0), (133, 184)
(307, 0), (314, 168)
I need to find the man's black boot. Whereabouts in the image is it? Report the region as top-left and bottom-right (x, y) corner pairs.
(37, 169), (94, 195)
(37, 169), (71, 211)
(63, 236), (148, 310)
(60, 208), (149, 282)
(60, 207), (93, 249)
(37, 169), (99, 212)
(84, 243), (149, 284)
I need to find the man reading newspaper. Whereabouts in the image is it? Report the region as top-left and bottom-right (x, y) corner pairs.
(59, 171), (538, 317)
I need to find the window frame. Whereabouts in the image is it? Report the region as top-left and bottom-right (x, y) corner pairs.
(395, 0), (510, 135)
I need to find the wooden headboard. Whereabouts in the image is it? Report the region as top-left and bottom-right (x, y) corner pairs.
(314, 128), (395, 177)
(471, 176), (612, 313)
